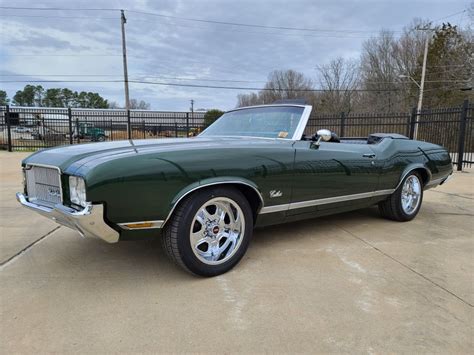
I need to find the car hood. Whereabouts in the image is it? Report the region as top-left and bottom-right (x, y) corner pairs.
(22, 137), (289, 173)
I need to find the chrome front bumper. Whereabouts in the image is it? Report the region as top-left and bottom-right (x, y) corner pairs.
(16, 192), (119, 243)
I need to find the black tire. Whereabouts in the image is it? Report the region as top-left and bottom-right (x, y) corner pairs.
(162, 187), (253, 277)
(378, 171), (423, 222)
(96, 135), (106, 142)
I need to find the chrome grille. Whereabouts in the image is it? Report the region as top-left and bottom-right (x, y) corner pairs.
(25, 165), (62, 206)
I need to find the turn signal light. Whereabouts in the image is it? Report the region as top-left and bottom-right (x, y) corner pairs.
(125, 222), (154, 229)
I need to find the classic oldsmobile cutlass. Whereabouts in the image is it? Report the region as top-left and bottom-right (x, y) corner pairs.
(17, 104), (453, 276)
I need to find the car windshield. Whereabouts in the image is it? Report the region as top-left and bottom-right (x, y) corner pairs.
(200, 106), (305, 139)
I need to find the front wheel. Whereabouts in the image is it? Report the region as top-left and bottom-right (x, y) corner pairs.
(379, 171), (423, 221)
(162, 187), (253, 276)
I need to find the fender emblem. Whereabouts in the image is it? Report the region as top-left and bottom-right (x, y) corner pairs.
(269, 190), (283, 198)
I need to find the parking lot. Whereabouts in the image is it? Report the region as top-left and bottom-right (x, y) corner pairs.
(1, 151), (472, 353)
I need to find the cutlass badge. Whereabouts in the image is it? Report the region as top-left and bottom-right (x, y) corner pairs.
(48, 187), (61, 197)
(269, 190), (283, 198)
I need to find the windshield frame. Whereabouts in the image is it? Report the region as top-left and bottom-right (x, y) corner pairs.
(199, 104), (313, 140)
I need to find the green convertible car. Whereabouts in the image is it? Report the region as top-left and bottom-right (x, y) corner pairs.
(17, 104), (453, 276)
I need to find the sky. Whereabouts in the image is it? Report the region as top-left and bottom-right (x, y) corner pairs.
(0, 0), (471, 111)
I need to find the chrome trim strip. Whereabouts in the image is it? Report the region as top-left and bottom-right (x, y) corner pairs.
(440, 173), (453, 185)
(259, 189), (395, 214)
(426, 177), (445, 187)
(162, 181), (265, 227)
(194, 135), (294, 141)
(16, 192), (119, 243)
(292, 105), (313, 140)
(425, 173), (453, 189)
(259, 204), (290, 214)
(394, 167), (431, 191)
(373, 189), (395, 196)
(118, 220), (164, 230)
(226, 104), (307, 112)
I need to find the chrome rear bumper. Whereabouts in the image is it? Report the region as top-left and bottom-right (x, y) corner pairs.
(425, 172), (453, 190)
(16, 192), (119, 243)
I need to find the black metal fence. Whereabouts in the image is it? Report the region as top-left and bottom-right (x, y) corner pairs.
(0, 107), (206, 150)
(1, 100), (472, 170)
(304, 100), (473, 171)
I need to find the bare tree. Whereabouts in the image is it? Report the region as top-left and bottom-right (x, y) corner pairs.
(236, 92), (260, 107)
(392, 19), (429, 77)
(261, 69), (314, 103)
(359, 19), (460, 111)
(236, 69), (314, 107)
(108, 101), (121, 109)
(109, 99), (151, 109)
(129, 99), (151, 110)
(316, 57), (360, 113)
(359, 30), (403, 112)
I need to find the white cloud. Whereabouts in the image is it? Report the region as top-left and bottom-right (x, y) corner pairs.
(0, 0), (468, 110)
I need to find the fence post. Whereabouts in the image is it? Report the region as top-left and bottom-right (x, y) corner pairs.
(5, 105), (12, 152)
(186, 112), (190, 137)
(75, 117), (80, 144)
(456, 99), (469, 171)
(340, 112), (346, 137)
(127, 109), (131, 140)
(68, 107), (73, 145)
(409, 107), (417, 139)
(175, 122), (178, 138)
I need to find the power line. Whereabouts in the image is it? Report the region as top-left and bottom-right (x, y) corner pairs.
(1, 74), (466, 84)
(0, 80), (124, 83)
(126, 9), (398, 34)
(3, 79), (468, 93)
(0, 54), (310, 74)
(0, 5), (401, 34)
(425, 64), (466, 68)
(0, 54), (122, 57)
(1, 13), (378, 39)
(4, 14), (116, 19)
(130, 17), (379, 39)
(0, 79), (404, 92)
(0, 6), (118, 11)
(432, 9), (468, 23)
(0, 74), (120, 77)
(1, 5), (469, 44)
(0, 74), (267, 83)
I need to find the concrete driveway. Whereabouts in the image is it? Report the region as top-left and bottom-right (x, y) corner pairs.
(1, 151), (473, 353)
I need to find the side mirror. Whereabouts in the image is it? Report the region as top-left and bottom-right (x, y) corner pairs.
(317, 129), (332, 142)
(311, 129), (332, 148)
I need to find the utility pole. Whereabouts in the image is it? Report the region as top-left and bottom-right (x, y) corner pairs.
(412, 26), (433, 140)
(121, 9), (130, 110)
(190, 99), (194, 117)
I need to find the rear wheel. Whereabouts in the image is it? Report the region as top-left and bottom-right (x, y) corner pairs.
(162, 187), (253, 276)
(379, 171), (423, 221)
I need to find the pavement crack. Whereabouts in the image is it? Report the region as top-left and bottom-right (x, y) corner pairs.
(336, 224), (474, 308)
(433, 212), (474, 217)
(430, 190), (474, 200)
(0, 226), (61, 268)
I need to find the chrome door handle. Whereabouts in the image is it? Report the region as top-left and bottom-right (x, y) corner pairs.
(363, 153), (376, 158)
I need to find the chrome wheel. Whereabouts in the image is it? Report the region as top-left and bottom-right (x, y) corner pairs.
(190, 197), (245, 265)
(401, 175), (422, 215)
